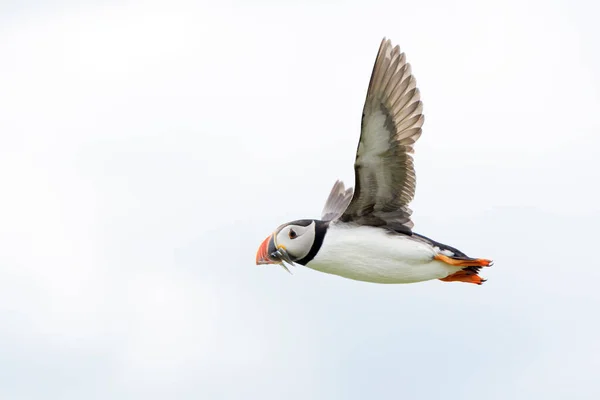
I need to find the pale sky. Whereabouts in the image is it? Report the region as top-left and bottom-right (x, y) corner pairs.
(1, 0), (599, 399)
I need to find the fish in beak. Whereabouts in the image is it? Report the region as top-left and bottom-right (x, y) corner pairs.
(256, 233), (280, 265)
(256, 233), (295, 274)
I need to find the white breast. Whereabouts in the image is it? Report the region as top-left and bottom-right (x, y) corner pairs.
(306, 223), (460, 284)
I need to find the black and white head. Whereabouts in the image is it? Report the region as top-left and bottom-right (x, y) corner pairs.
(255, 219), (328, 270)
(255, 180), (353, 272)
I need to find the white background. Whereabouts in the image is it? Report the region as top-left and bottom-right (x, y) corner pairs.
(1, 0), (599, 398)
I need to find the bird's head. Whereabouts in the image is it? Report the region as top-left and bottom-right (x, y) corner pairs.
(256, 219), (325, 271)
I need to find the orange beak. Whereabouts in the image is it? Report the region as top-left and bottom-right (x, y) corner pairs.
(256, 233), (280, 265)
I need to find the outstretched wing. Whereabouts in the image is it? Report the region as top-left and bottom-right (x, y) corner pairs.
(339, 38), (424, 234)
(321, 180), (354, 222)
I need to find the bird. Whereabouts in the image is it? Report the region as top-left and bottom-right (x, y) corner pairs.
(255, 38), (493, 285)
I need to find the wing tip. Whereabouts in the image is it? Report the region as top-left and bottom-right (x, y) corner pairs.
(321, 180), (354, 221)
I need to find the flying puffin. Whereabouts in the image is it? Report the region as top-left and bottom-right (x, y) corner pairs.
(255, 38), (493, 285)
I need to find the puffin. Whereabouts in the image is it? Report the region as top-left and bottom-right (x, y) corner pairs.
(255, 38), (493, 285)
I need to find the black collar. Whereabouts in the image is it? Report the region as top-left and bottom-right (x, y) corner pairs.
(296, 220), (329, 266)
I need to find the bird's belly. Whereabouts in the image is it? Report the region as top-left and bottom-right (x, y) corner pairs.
(306, 225), (458, 284)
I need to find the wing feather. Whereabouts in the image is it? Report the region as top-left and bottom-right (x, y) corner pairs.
(340, 38), (424, 233)
(321, 180), (354, 222)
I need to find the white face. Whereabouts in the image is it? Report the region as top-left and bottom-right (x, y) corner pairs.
(274, 221), (316, 262)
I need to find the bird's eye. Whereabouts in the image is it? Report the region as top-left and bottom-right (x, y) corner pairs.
(288, 229), (297, 239)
